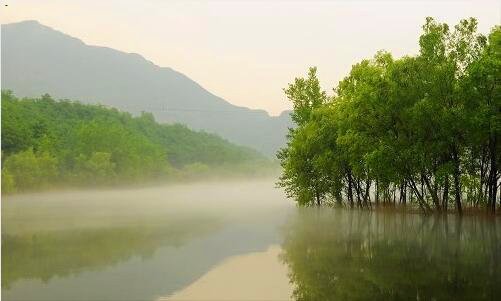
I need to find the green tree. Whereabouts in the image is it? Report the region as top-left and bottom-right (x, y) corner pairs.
(278, 18), (500, 213)
(278, 67), (328, 206)
(2, 148), (58, 191)
(1, 92), (270, 193)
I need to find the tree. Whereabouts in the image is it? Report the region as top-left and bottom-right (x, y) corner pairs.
(278, 67), (328, 206)
(277, 18), (499, 213)
(1, 92), (270, 193)
(2, 148), (58, 191)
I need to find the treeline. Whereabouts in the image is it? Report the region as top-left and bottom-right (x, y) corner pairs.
(1, 91), (269, 193)
(278, 18), (500, 213)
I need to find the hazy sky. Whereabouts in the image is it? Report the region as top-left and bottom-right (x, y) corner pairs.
(1, 0), (499, 115)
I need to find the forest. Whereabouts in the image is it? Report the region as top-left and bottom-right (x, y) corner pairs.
(1, 91), (270, 193)
(278, 18), (500, 213)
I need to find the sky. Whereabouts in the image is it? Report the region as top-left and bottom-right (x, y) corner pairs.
(1, 0), (500, 115)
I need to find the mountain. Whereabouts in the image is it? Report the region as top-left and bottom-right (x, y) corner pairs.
(1, 20), (292, 156)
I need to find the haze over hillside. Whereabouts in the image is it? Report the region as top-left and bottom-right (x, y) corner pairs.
(1, 20), (292, 156)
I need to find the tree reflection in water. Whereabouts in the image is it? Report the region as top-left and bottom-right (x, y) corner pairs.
(281, 209), (500, 301)
(2, 216), (221, 289)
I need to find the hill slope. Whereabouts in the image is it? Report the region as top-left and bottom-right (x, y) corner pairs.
(1, 20), (291, 156)
(1, 91), (270, 193)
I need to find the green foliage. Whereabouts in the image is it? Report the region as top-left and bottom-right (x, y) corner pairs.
(1, 168), (16, 194)
(1, 91), (33, 155)
(2, 148), (58, 190)
(284, 67), (327, 127)
(74, 152), (117, 184)
(278, 18), (500, 212)
(182, 162), (211, 175)
(1, 92), (269, 193)
(278, 67), (330, 206)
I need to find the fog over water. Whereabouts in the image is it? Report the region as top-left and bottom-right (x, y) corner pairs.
(2, 179), (294, 301)
(2, 179), (500, 300)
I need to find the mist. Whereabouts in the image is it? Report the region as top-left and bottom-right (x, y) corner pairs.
(4, 179), (500, 300)
(2, 179), (295, 300)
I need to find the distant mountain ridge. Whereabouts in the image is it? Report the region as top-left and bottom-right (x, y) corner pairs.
(1, 20), (292, 156)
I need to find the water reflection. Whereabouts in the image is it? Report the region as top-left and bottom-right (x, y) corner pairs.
(2, 180), (292, 301)
(281, 209), (501, 301)
(164, 245), (292, 300)
(5, 182), (499, 301)
(2, 217), (220, 290)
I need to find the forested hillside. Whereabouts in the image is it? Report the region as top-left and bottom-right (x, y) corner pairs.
(278, 18), (500, 213)
(1, 91), (269, 193)
(1, 20), (292, 156)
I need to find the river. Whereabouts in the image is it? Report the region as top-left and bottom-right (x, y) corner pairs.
(2, 179), (500, 300)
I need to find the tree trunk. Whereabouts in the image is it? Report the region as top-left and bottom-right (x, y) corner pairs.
(443, 176), (449, 212)
(409, 177), (431, 212)
(452, 148), (462, 214)
(401, 181), (407, 205)
(392, 185), (396, 206)
(479, 150), (486, 206)
(489, 133), (497, 213)
(347, 171), (354, 208)
(335, 190), (343, 206)
(363, 179), (371, 207)
(355, 179), (362, 207)
(423, 173), (441, 211)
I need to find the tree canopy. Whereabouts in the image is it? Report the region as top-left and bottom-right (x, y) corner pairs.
(278, 18), (500, 213)
(1, 91), (269, 193)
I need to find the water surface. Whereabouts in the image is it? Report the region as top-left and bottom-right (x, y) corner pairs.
(282, 209), (501, 301)
(2, 180), (293, 301)
(2, 180), (500, 300)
